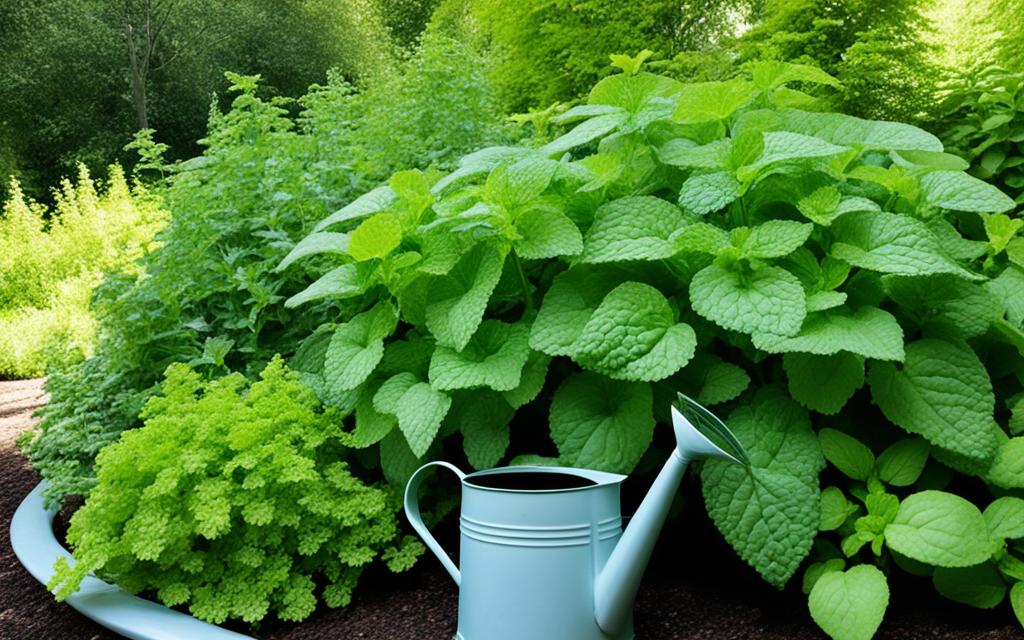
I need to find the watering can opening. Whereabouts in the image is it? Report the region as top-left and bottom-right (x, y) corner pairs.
(463, 465), (626, 493)
(671, 392), (750, 465)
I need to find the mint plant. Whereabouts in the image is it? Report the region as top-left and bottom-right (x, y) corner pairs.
(281, 54), (1023, 637)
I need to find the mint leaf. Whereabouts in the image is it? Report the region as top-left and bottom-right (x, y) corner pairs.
(543, 112), (627, 155)
(324, 302), (397, 393)
(819, 428), (875, 481)
(674, 79), (759, 123)
(876, 439), (930, 487)
(869, 339), (998, 461)
(529, 266), (624, 357)
(549, 372), (654, 473)
(313, 184), (396, 232)
(659, 139), (731, 169)
(453, 391), (513, 469)
(485, 158), (558, 210)
(919, 171), (1016, 213)
(985, 266), (1024, 326)
(797, 186), (843, 226)
(501, 350), (550, 408)
(1011, 582), (1024, 628)
(573, 282), (696, 382)
(429, 320), (531, 392)
(285, 264), (371, 308)
(774, 109), (943, 151)
(379, 430), (421, 488)
(984, 497), (1024, 540)
(702, 390), (825, 587)
(933, 563), (1006, 608)
(988, 437), (1024, 489)
(831, 211), (982, 281)
(883, 275), (1002, 339)
(697, 361), (750, 405)
(425, 244), (505, 351)
(393, 382), (451, 458)
(373, 372), (419, 415)
(784, 352), (864, 415)
(754, 307), (904, 361)
(690, 263), (806, 336)
(348, 213), (403, 261)
(808, 565), (889, 640)
(742, 131), (849, 176)
(580, 196), (689, 263)
(514, 208), (583, 259)
(344, 385), (396, 449)
(884, 490), (997, 567)
(277, 232), (350, 272)
(820, 486), (855, 531)
(678, 171), (742, 215)
(739, 220), (813, 259)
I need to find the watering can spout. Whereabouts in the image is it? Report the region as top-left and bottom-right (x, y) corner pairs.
(593, 393), (749, 637)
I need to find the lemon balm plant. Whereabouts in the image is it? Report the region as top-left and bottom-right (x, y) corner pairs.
(280, 54), (1024, 638)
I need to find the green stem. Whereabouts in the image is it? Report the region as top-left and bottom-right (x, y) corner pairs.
(513, 253), (534, 316)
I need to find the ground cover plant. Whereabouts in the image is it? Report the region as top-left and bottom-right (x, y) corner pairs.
(0, 166), (164, 378)
(20, 35), (510, 509)
(278, 55), (1024, 638)
(49, 357), (422, 624)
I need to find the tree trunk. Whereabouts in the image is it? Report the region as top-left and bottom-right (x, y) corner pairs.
(126, 24), (149, 131)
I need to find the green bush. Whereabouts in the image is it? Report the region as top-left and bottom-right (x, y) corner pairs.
(939, 67), (1024, 211)
(281, 57), (1024, 638)
(24, 35), (510, 508)
(0, 166), (165, 378)
(49, 357), (422, 624)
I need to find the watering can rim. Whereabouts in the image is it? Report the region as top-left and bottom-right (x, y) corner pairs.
(461, 464), (626, 494)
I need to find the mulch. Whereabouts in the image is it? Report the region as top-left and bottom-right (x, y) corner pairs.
(0, 378), (1020, 640)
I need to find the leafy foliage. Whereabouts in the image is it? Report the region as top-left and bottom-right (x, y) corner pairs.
(0, 166), (165, 378)
(24, 36), (509, 508)
(282, 57), (1024, 638)
(49, 358), (422, 624)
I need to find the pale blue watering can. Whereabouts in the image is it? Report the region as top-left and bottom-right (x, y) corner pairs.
(404, 393), (749, 640)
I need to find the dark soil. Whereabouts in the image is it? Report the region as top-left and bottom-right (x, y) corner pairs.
(1, 378), (1021, 640)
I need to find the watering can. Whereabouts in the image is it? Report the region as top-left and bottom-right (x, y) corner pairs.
(404, 392), (750, 640)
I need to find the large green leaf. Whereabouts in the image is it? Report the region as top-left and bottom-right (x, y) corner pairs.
(754, 307), (904, 361)
(884, 491), (998, 567)
(429, 320), (531, 392)
(919, 170), (1016, 213)
(690, 263), (806, 336)
(425, 244), (505, 351)
(808, 565), (889, 640)
(580, 196), (689, 263)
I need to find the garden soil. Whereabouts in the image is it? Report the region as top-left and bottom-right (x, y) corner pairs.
(1, 378), (1020, 640)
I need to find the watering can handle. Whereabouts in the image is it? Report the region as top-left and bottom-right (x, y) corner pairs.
(404, 461), (465, 587)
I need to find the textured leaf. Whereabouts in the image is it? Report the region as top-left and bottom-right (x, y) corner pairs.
(659, 138), (731, 169)
(284, 264), (371, 308)
(697, 361), (750, 405)
(774, 109), (943, 152)
(808, 565), (889, 640)
(324, 302), (398, 393)
(690, 263), (806, 336)
(543, 112), (627, 155)
(501, 350), (550, 408)
(820, 486), (853, 531)
(573, 282), (696, 381)
(429, 320), (531, 391)
(984, 497), (1024, 539)
(785, 352), (864, 415)
(344, 385), (396, 449)
(869, 340), (998, 461)
(379, 430), (421, 488)
(392, 382), (451, 458)
(678, 171), (742, 215)
(529, 267), (624, 357)
(581, 196), (689, 263)
(819, 428), (875, 481)
(884, 490), (997, 567)
(348, 213), (403, 261)
(876, 439), (930, 487)
(1011, 582), (1024, 628)
(987, 438), (1024, 489)
(702, 390), (824, 587)
(985, 266), (1024, 326)
(743, 131), (849, 174)
(549, 372), (653, 473)
(313, 185), (396, 232)
(454, 392), (513, 469)
(514, 208), (583, 259)
(883, 275), (1002, 338)
(919, 171), (1015, 213)
(739, 221), (813, 259)
(831, 211), (982, 281)
(674, 79), (759, 123)
(754, 307), (904, 361)
(486, 158), (558, 210)
(933, 563), (1006, 608)
(425, 244), (505, 351)
(277, 232), (350, 272)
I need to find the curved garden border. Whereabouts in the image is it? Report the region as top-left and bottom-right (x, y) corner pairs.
(10, 481), (253, 640)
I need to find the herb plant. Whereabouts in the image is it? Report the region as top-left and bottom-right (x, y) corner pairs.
(49, 358), (422, 624)
(281, 55), (1024, 637)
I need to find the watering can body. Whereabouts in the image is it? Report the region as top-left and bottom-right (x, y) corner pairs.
(404, 395), (749, 640)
